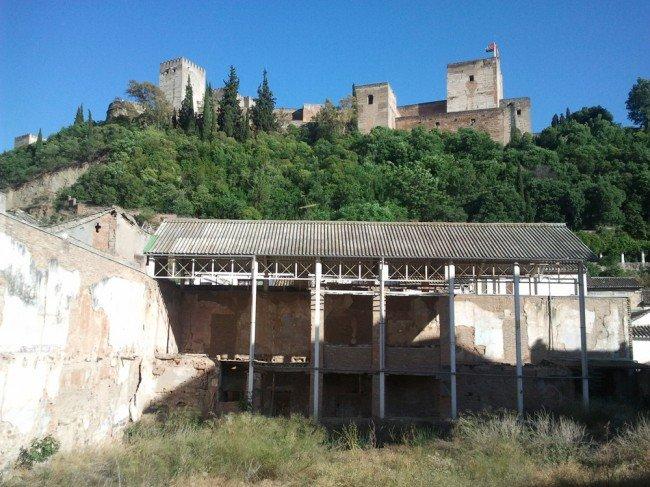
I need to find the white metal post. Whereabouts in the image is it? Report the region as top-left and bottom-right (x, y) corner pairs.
(447, 262), (457, 419)
(378, 260), (387, 419)
(146, 257), (155, 277)
(247, 256), (258, 407)
(578, 263), (589, 409)
(513, 263), (524, 416)
(312, 259), (322, 418)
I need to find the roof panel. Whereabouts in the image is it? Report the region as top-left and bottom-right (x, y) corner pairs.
(145, 219), (595, 262)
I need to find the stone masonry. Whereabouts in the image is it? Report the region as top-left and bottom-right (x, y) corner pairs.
(354, 50), (531, 144)
(159, 58), (206, 112)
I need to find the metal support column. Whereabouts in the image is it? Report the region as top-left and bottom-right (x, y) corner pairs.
(513, 263), (524, 416)
(578, 263), (589, 409)
(247, 256), (258, 407)
(447, 262), (457, 420)
(378, 260), (387, 419)
(312, 259), (322, 418)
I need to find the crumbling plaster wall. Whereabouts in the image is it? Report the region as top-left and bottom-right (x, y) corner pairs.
(177, 288), (311, 361)
(0, 214), (213, 469)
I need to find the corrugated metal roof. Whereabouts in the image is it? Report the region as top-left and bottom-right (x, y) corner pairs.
(632, 326), (650, 339)
(145, 219), (595, 262)
(587, 277), (642, 290)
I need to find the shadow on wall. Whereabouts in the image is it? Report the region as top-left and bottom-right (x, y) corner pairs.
(143, 287), (645, 421)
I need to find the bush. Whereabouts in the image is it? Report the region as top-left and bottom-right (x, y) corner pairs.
(16, 436), (60, 469)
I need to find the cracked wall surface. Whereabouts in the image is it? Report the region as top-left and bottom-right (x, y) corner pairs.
(0, 214), (214, 469)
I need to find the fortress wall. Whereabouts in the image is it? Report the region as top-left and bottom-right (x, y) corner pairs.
(0, 214), (214, 469)
(396, 105), (511, 144)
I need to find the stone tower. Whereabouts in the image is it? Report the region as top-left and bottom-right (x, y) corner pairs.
(159, 58), (206, 112)
(446, 56), (503, 113)
(354, 83), (399, 134)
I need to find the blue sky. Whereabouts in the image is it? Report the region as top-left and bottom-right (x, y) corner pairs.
(1, 1), (648, 151)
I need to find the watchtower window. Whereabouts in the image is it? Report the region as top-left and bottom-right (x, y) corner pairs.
(368, 94), (374, 105)
(516, 109), (522, 116)
(469, 75), (475, 82)
(435, 121), (440, 127)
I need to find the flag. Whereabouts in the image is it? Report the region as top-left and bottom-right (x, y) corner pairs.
(486, 42), (497, 53)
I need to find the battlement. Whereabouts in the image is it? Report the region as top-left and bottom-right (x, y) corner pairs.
(159, 57), (206, 73)
(447, 56), (498, 69)
(354, 81), (391, 90)
(351, 46), (530, 144)
(159, 57), (206, 112)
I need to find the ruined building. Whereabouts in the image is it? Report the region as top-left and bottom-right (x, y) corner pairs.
(159, 57), (207, 112)
(0, 213), (643, 468)
(355, 47), (531, 144)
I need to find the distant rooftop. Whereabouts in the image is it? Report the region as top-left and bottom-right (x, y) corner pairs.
(587, 277), (641, 291)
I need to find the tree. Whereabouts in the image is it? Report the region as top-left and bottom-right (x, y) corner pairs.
(569, 106), (614, 125)
(551, 114), (559, 127)
(251, 70), (278, 133)
(305, 100), (343, 142)
(626, 78), (650, 129)
(201, 83), (215, 140)
(178, 76), (196, 133)
(87, 110), (94, 126)
(36, 128), (43, 143)
(74, 104), (84, 125)
(217, 66), (247, 141)
(126, 80), (173, 127)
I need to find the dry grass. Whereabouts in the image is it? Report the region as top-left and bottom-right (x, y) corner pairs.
(3, 408), (649, 487)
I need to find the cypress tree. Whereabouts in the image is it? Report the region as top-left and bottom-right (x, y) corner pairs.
(551, 114), (559, 126)
(74, 104), (84, 125)
(565, 107), (571, 120)
(251, 69), (278, 133)
(179, 76), (196, 133)
(217, 66), (246, 141)
(201, 83), (215, 140)
(87, 110), (94, 126)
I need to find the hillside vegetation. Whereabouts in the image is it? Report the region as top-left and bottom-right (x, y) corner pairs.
(5, 408), (649, 486)
(1, 82), (649, 266)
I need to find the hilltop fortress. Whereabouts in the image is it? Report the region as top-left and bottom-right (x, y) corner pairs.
(354, 53), (531, 144)
(158, 45), (531, 145)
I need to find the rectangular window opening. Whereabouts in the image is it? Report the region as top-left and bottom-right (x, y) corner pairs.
(469, 75), (475, 82)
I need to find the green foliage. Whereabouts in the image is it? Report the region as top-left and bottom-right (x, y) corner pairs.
(251, 69), (278, 133)
(178, 76), (196, 134)
(16, 435), (60, 469)
(126, 80), (172, 127)
(217, 66), (247, 141)
(200, 83), (215, 140)
(1, 95), (648, 255)
(8, 410), (650, 486)
(627, 78), (650, 129)
(73, 104), (84, 125)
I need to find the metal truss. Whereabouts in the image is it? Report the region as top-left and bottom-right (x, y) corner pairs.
(147, 255), (583, 296)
